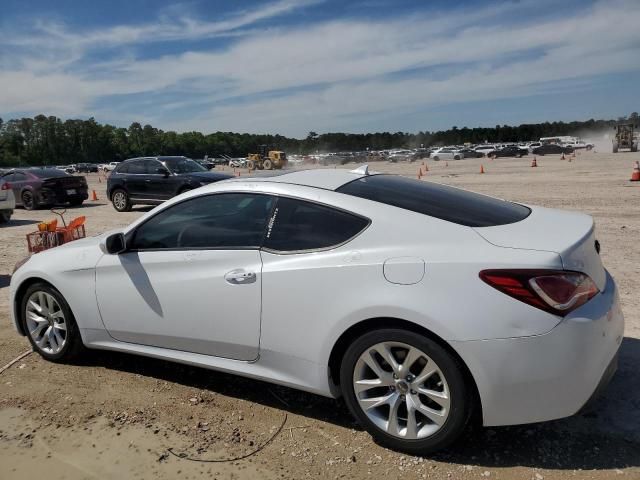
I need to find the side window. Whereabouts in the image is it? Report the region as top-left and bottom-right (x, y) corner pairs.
(264, 197), (369, 252)
(116, 163), (130, 173)
(144, 159), (163, 174)
(131, 193), (274, 250)
(2, 173), (15, 182)
(12, 172), (28, 181)
(128, 161), (146, 174)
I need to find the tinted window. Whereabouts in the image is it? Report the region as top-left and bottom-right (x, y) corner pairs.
(2, 173), (15, 182)
(144, 159), (164, 174)
(127, 161), (146, 174)
(30, 169), (69, 178)
(12, 172), (28, 181)
(336, 175), (530, 227)
(264, 197), (369, 252)
(115, 162), (129, 173)
(163, 157), (206, 174)
(131, 193), (274, 250)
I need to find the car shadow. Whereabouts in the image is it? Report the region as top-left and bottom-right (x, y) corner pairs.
(78, 337), (640, 469)
(0, 274), (10, 288)
(0, 219), (40, 227)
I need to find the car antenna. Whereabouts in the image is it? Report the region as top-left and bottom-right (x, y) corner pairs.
(350, 164), (370, 175)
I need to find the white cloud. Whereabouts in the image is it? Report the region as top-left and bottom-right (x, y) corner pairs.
(1, 0), (639, 136)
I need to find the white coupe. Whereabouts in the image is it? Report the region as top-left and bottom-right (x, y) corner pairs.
(9, 166), (623, 454)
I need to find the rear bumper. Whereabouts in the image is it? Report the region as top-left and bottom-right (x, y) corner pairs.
(452, 270), (624, 426)
(37, 189), (89, 206)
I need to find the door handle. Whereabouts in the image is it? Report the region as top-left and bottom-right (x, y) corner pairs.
(224, 269), (257, 285)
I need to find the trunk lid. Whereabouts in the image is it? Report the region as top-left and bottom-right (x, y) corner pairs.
(473, 206), (607, 291)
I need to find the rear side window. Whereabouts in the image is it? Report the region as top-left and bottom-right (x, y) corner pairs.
(264, 197), (369, 252)
(127, 161), (146, 174)
(115, 162), (130, 173)
(336, 175), (530, 227)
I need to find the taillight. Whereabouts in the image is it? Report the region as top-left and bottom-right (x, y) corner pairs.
(479, 269), (599, 316)
(1, 182), (10, 190)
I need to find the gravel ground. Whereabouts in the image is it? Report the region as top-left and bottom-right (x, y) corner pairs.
(1, 151), (639, 479)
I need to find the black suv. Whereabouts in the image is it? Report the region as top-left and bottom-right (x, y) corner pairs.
(107, 156), (232, 211)
(76, 163), (99, 173)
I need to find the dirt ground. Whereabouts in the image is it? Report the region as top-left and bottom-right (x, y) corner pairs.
(1, 151), (639, 480)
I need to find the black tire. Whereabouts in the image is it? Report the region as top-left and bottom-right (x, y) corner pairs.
(340, 328), (472, 455)
(111, 188), (131, 212)
(263, 159), (273, 170)
(20, 282), (85, 362)
(612, 143), (618, 153)
(21, 190), (36, 210)
(0, 211), (10, 223)
(432, 156), (439, 161)
(247, 160), (256, 170)
(69, 199), (84, 207)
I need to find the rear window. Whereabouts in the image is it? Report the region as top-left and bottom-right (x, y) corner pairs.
(336, 175), (530, 227)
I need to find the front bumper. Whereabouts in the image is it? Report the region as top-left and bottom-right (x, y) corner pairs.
(452, 270), (624, 426)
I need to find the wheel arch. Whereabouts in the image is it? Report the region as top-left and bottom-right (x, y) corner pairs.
(327, 317), (482, 421)
(13, 276), (56, 336)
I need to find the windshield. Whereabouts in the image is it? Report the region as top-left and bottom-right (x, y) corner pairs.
(163, 157), (206, 174)
(30, 169), (69, 178)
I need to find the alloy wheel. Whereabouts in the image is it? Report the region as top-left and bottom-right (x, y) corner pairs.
(25, 291), (67, 355)
(352, 341), (450, 440)
(113, 191), (127, 210)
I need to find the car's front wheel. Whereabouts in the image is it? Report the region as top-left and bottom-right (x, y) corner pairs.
(340, 329), (472, 455)
(111, 189), (131, 212)
(21, 282), (85, 362)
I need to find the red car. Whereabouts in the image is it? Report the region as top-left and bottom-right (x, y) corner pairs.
(0, 168), (88, 210)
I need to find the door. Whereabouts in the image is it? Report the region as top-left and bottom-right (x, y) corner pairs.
(143, 159), (176, 201)
(95, 192), (275, 360)
(124, 159), (150, 200)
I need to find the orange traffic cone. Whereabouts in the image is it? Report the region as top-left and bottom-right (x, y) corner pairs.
(631, 161), (640, 181)
(561, 153), (565, 160)
(417, 170), (422, 180)
(531, 157), (537, 167)
(445, 161), (448, 167)
(424, 163), (429, 172)
(479, 164), (485, 174)
(91, 190), (98, 201)
(98, 176), (102, 183)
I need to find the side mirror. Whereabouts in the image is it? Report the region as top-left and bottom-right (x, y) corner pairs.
(157, 167), (170, 177)
(104, 232), (127, 254)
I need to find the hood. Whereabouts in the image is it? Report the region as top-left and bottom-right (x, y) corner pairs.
(180, 171), (233, 182)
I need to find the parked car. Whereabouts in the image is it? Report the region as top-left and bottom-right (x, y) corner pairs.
(0, 168), (88, 210)
(196, 159), (216, 170)
(532, 144), (574, 156)
(473, 145), (498, 156)
(0, 177), (16, 222)
(228, 158), (247, 168)
(76, 163), (99, 173)
(102, 162), (120, 173)
(457, 148), (483, 158)
(107, 156), (232, 212)
(9, 167), (622, 455)
(492, 146), (529, 158)
(430, 148), (463, 161)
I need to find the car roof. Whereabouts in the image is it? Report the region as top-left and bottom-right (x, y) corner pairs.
(226, 167), (372, 191)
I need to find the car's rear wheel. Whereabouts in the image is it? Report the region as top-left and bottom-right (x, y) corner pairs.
(21, 282), (85, 362)
(21, 190), (36, 210)
(432, 156), (439, 161)
(111, 189), (131, 212)
(0, 211), (10, 223)
(340, 329), (471, 455)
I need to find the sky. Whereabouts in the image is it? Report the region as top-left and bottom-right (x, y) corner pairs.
(1, 0), (639, 138)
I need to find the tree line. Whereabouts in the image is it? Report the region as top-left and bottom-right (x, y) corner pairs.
(0, 113), (637, 167)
